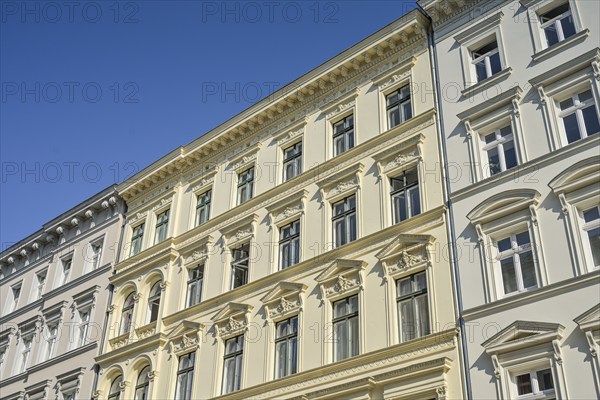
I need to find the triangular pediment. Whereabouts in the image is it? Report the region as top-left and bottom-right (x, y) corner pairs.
(574, 304), (600, 331)
(376, 233), (433, 261)
(211, 302), (253, 323)
(482, 320), (564, 353)
(166, 320), (203, 339)
(315, 259), (366, 283)
(261, 282), (307, 304)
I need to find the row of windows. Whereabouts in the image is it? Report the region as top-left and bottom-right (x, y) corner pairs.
(127, 86), (414, 257)
(111, 271), (430, 399)
(5, 239), (104, 315)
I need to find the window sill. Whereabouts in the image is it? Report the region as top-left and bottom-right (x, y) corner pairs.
(461, 67), (512, 98)
(532, 29), (590, 62)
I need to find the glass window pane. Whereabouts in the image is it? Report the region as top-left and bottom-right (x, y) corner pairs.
(415, 294), (430, 338)
(489, 52), (502, 75)
(414, 272), (427, 291)
(560, 14), (576, 38)
(501, 258), (518, 294)
(333, 300), (346, 318)
(582, 105), (600, 136)
(588, 228), (600, 267)
(559, 98), (574, 110)
(348, 295), (359, 313)
(334, 321), (346, 361)
(583, 208), (600, 222)
(348, 214), (357, 242)
(537, 369), (554, 391)
(520, 251), (537, 288)
(388, 107), (400, 128)
(409, 186), (421, 217)
(399, 299), (415, 342)
(349, 316), (359, 357)
(503, 140), (518, 170)
(497, 238), (512, 253)
(475, 60), (488, 82)
(487, 147), (501, 175)
(397, 277), (412, 297)
(516, 373), (533, 395)
(544, 24), (559, 46)
(563, 113), (582, 143)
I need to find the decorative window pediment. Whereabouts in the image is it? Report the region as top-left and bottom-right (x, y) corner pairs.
(221, 214), (259, 247)
(273, 118), (306, 148)
(373, 133), (424, 178)
(70, 285), (100, 317)
(25, 380), (51, 400)
(483, 321), (564, 356)
(166, 320), (204, 357)
(315, 259), (367, 300)
(266, 190), (308, 228)
(468, 189), (541, 228)
(180, 234), (214, 267)
(376, 234), (434, 277)
(212, 303), (253, 339)
(574, 304), (600, 357)
(320, 88), (359, 121)
(55, 368), (85, 399)
(549, 156), (600, 198)
(260, 281), (307, 321)
(188, 165), (219, 194)
(317, 162), (364, 204)
(228, 143), (262, 173)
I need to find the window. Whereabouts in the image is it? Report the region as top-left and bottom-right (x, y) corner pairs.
(391, 168), (420, 223)
(222, 335), (244, 394)
(135, 365), (150, 400)
(482, 126), (518, 176)
(279, 220), (300, 270)
(35, 270), (47, 299)
(472, 40), (502, 82)
(78, 309), (90, 347)
(45, 324), (58, 360)
(108, 376), (123, 400)
(540, 3), (576, 47)
(186, 265), (204, 307)
(147, 282), (162, 323)
(231, 244), (250, 289)
(332, 295), (359, 361)
(275, 316), (298, 378)
(195, 191), (211, 226)
(61, 257), (72, 285)
(0, 345), (6, 376)
(332, 115), (354, 156)
(283, 142), (302, 181)
(332, 195), (357, 248)
(20, 336), (32, 372)
(130, 223), (145, 256)
(558, 89), (600, 144)
(89, 240), (103, 270)
(396, 272), (429, 342)
(175, 352), (195, 400)
(514, 367), (555, 398)
(120, 293), (136, 335)
(386, 85), (412, 129)
(11, 284), (21, 312)
(496, 231), (537, 296)
(237, 168), (254, 205)
(582, 206), (600, 268)
(154, 210), (169, 244)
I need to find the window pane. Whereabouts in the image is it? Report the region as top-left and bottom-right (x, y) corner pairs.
(537, 369), (554, 391)
(497, 238), (512, 253)
(275, 340), (286, 378)
(516, 373), (533, 395)
(588, 228), (600, 267)
(501, 258), (518, 294)
(487, 147), (501, 175)
(414, 272), (427, 291)
(516, 231), (531, 247)
(503, 140), (518, 170)
(388, 107), (400, 128)
(334, 219), (345, 248)
(393, 192), (407, 223)
(348, 295), (359, 313)
(544, 24), (560, 46)
(563, 113), (582, 143)
(348, 213), (357, 242)
(349, 316), (359, 357)
(289, 337), (298, 374)
(333, 320), (346, 361)
(520, 251), (537, 288)
(583, 208), (600, 222)
(415, 294), (430, 337)
(397, 277), (412, 297)
(582, 105), (600, 136)
(409, 186), (421, 217)
(333, 300), (346, 318)
(561, 14), (576, 38)
(475, 60), (488, 82)
(399, 299), (415, 342)
(489, 51), (502, 75)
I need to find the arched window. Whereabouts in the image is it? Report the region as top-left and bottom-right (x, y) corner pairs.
(147, 282), (161, 323)
(108, 375), (123, 400)
(120, 293), (135, 335)
(134, 365), (150, 400)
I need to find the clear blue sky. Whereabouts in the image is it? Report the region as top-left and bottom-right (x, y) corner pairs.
(1, 0), (418, 247)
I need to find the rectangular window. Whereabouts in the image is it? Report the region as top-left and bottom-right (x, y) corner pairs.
(332, 295), (359, 362)
(515, 367), (555, 397)
(12, 284), (21, 312)
(482, 126), (518, 176)
(275, 316), (298, 378)
(558, 89), (600, 144)
(283, 142), (302, 181)
(391, 168), (420, 224)
(222, 335), (244, 394)
(497, 231), (537, 296)
(186, 265), (204, 307)
(540, 3), (576, 47)
(472, 40), (502, 82)
(61, 257), (72, 285)
(90, 240), (103, 270)
(195, 191), (211, 226)
(332, 195), (357, 248)
(154, 210), (169, 244)
(130, 224), (145, 256)
(78, 310), (90, 347)
(396, 272), (430, 342)
(386, 85), (412, 129)
(332, 115), (355, 156)
(279, 220), (300, 270)
(0, 346), (6, 375)
(231, 244), (250, 289)
(35, 270), (47, 299)
(45, 324), (58, 361)
(237, 168), (254, 205)
(20, 337), (32, 372)
(583, 206), (600, 268)
(175, 352), (195, 400)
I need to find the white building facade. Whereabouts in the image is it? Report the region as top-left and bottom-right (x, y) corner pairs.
(419, 0), (600, 398)
(94, 10), (465, 400)
(0, 187), (125, 400)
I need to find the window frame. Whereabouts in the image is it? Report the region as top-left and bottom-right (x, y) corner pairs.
(385, 84), (413, 130)
(195, 190), (212, 227)
(511, 365), (556, 399)
(134, 365), (151, 400)
(390, 167), (421, 224)
(332, 295), (360, 362)
(222, 335), (244, 394)
(147, 281), (162, 323)
(480, 125), (519, 177)
(108, 375), (123, 400)
(44, 323), (58, 361)
(230, 243), (250, 289)
(282, 141), (303, 182)
(278, 220), (301, 270)
(120, 292), (136, 335)
(19, 334), (33, 373)
(332, 114), (355, 156)
(174, 352), (195, 400)
(60, 256), (73, 286)
(186, 265), (204, 308)
(494, 230), (539, 297)
(154, 209), (170, 245)
(580, 205), (600, 270)
(274, 316), (299, 379)
(396, 271), (430, 343)
(556, 89), (600, 144)
(237, 167), (255, 205)
(130, 223), (145, 256)
(331, 195), (357, 249)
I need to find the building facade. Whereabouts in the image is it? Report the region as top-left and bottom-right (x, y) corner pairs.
(94, 9), (465, 400)
(0, 186), (125, 400)
(419, 0), (600, 398)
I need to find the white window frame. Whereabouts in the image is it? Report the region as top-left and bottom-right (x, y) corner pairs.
(186, 265), (204, 308)
(84, 236), (104, 273)
(282, 141), (303, 182)
(33, 269), (47, 301)
(129, 222), (146, 257)
(454, 11), (510, 96)
(59, 255), (73, 286)
(194, 190), (212, 227)
(77, 308), (91, 347)
(493, 230), (539, 297)
(480, 125), (519, 177)
(510, 364), (556, 399)
(9, 282), (22, 313)
(322, 89), (358, 159)
(153, 208), (170, 245)
(18, 334), (33, 373)
(220, 214), (258, 293)
(273, 119), (306, 186)
(556, 89), (600, 144)
(44, 323), (58, 361)
(580, 205), (600, 270)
